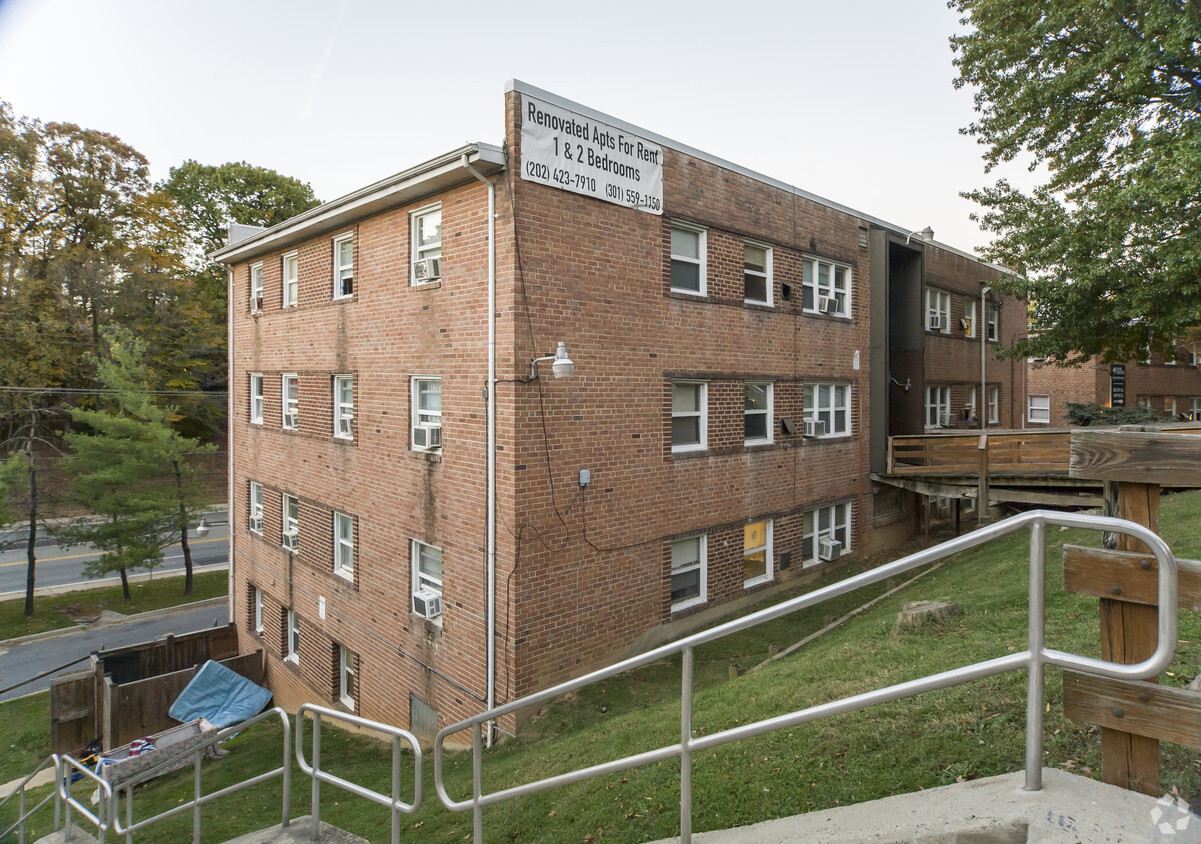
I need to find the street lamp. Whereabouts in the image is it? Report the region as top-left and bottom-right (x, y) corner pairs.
(905, 226), (934, 245)
(529, 342), (575, 380)
(195, 517), (211, 538)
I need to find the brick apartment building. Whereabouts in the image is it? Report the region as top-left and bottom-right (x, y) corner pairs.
(213, 81), (1024, 739)
(1027, 343), (1201, 427)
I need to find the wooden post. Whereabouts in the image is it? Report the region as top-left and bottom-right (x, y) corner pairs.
(1099, 481), (1160, 795)
(976, 434), (990, 525)
(953, 497), (962, 536)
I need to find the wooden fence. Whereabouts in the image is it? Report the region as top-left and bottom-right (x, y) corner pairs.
(887, 430), (1073, 476)
(96, 623), (238, 685)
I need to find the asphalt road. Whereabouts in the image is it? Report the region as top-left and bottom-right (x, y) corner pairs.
(0, 601), (231, 702)
(0, 512), (229, 594)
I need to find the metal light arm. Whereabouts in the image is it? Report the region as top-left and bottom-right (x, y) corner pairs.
(529, 342), (574, 380)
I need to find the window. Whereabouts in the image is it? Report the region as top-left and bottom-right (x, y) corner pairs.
(412, 539), (443, 601)
(282, 251), (299, 307)
(967, 386), (978, 423)
(925, 289), (950, 333)
(334, 512), (354, 578)
(744, 382), (772, 444)
(803, 383), (851, 437)
(250, 373), (264, 424)
(986, 302), (999, 342)
(282, 494), (298, 552)
(670, 535), (707, 611)
(339, 646), (357, 710)
(1028, 394), (1051, 424)
(1189, 348), (1198, 367)
(250, 262), (263, 312)
(671, 381), (707, 452)
(249, 482), (264, 533)
(744, 242), (771, 305)
(802, 503), (851, 566)
(333, 232), (353, 298)
(964, 300), (977, 337)
(282, 375), (299, 429)
(670, 223), (705, 295)
(411, 204), (442, 284)
(743, 519), (773, 587)
(286, 610), (300, 662)
(411, 377), (442, 451)
(253, 587), (263, 634)
(333, 375), (354, 439)
(1167, 397), (1177, 416)
(802, 257), (851, 317)
(988, 386), (1000, 424)
(1137, 395), (1151, 410)
(1191, 398), (1201, 420)
(926, 386), (952, 428)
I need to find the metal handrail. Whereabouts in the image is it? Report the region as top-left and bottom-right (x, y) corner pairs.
(60, 755), (114, 843)
(109, 706), (291, 844)
(295, 704), (423, 844)
(0, 754), (61, 844)
(433, 510), (1179, 843)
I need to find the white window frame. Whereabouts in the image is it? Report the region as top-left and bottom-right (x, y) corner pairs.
(803, 383), (851, 437)
(925, 289), (951, 333)
(964, 300), (977, 338)
(410, 376), (442, 452)
(339, 646), (356, 710)
(670, 534), (707, 612)
(249, 373), (264, 425)
(1028, 394), (1051, 424)
(669, 222), (706, 296)
(743, 241), (772, 306)
(286, 609), (300, 663)
(926, 386), (952, 428)
(803, 502), (852, 567)
(986, 302), (1000, 342)
(1137, 395), (1151, 410)
(1191, 398), (1201, 420)
(412, 539), (443, 623)
(410, 203), (442, 285)
(333, 375), (353, 440)
(967, 386), (978, 422)
(249, 481), (263, 534)
(282, 374), (298, 430)
(250, 262), (264, 313)
(253, 586), (263, 634)
(671, 380), (708, 453)
(1167, 397), (1177, 416)
(282, 493), (299, 553)
(744, 382), (773, 445)
(802, 256), (851, 317)
(988, 386), (1000, 424)
(334, 511), (354, 579)
(742, 519), (773, 588)
(282, 251), (299, 308)
(332, 232), (354, 299)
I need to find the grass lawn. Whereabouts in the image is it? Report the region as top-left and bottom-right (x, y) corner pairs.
(3, 494), (1199, 843)
(0, 570), (229, 642)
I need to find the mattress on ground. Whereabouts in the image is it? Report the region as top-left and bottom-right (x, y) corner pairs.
(168, 659), (272, 729)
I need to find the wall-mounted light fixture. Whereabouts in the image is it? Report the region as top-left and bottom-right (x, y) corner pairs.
(905, 226), (934, 245)
(529, 341), (575, 380)
(195, 517), (211, 538)
(889, 376), (912, 393)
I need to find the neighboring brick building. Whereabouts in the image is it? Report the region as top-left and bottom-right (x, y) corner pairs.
(214, 81), (1023, 739)
(1027, 343), (1201, 427)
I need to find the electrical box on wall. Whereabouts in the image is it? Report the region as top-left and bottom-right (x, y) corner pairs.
(579, 468), (590, 487)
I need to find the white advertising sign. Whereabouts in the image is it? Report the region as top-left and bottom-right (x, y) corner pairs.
(520, 95), (663, 214)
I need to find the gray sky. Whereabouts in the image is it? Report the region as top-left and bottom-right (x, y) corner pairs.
(0, 0), (1027, 254)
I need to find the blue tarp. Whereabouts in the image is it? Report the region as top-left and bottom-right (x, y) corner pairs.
(169, 660), (272, 729)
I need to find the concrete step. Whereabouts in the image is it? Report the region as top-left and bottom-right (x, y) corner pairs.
(219, 815), (368, 844)
(35, 825), (99, 844)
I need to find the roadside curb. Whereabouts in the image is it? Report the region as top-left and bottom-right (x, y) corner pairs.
(0, 562), (228, 603)
(0, 596), (229, 648)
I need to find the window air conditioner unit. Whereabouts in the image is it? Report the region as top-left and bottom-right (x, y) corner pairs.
(817, 296), (835, 314)
(283, 531), (298, 551)
(412, 589), (443, 620)
(959, 318), (970, 332)
(249, 516), (262, 533)
(818, 537), (843, 561)
(338, 415), (353, 436)
(803, 419), (826, 438)
(413, 257), (442, 282)
(413, 425), (442, 449)
(929, 315), (944, 331)
(252, 297), (263, 313)
(284, 412), (298, 429)
(939, 412), (956, 427)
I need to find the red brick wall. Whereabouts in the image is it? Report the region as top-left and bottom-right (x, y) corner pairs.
(1029, 352), (1201, 424)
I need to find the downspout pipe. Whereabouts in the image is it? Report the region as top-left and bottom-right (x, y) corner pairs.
(980, 285), (991, 430)
(463, 154), (498, 747)
(227, 266), (235, 623)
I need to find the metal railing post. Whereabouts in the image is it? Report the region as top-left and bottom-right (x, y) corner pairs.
(392, 736), (402, 844)
(1025, 518), (1046, 791)
(473, 723), (484, 844)
(282, 712), (291, 830)
(125, 784), (133, 844)
(312, 711), (322, 839)
(54, 756), (62, 831)
(18, 787), (26, 844)
(64, 769), (73, 842)
(193, 749), (203, 843)
(680, 646), (694, 844)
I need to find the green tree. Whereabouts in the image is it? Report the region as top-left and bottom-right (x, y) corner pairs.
(58, 328), (215, 598)
(950, 0), (1201, 364)
(0, 410), (61, 617)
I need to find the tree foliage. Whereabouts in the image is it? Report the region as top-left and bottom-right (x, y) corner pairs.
(950, 0), (1201, 364)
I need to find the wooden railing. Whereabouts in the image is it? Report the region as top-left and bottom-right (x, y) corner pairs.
(887, 430), (1073, 476)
